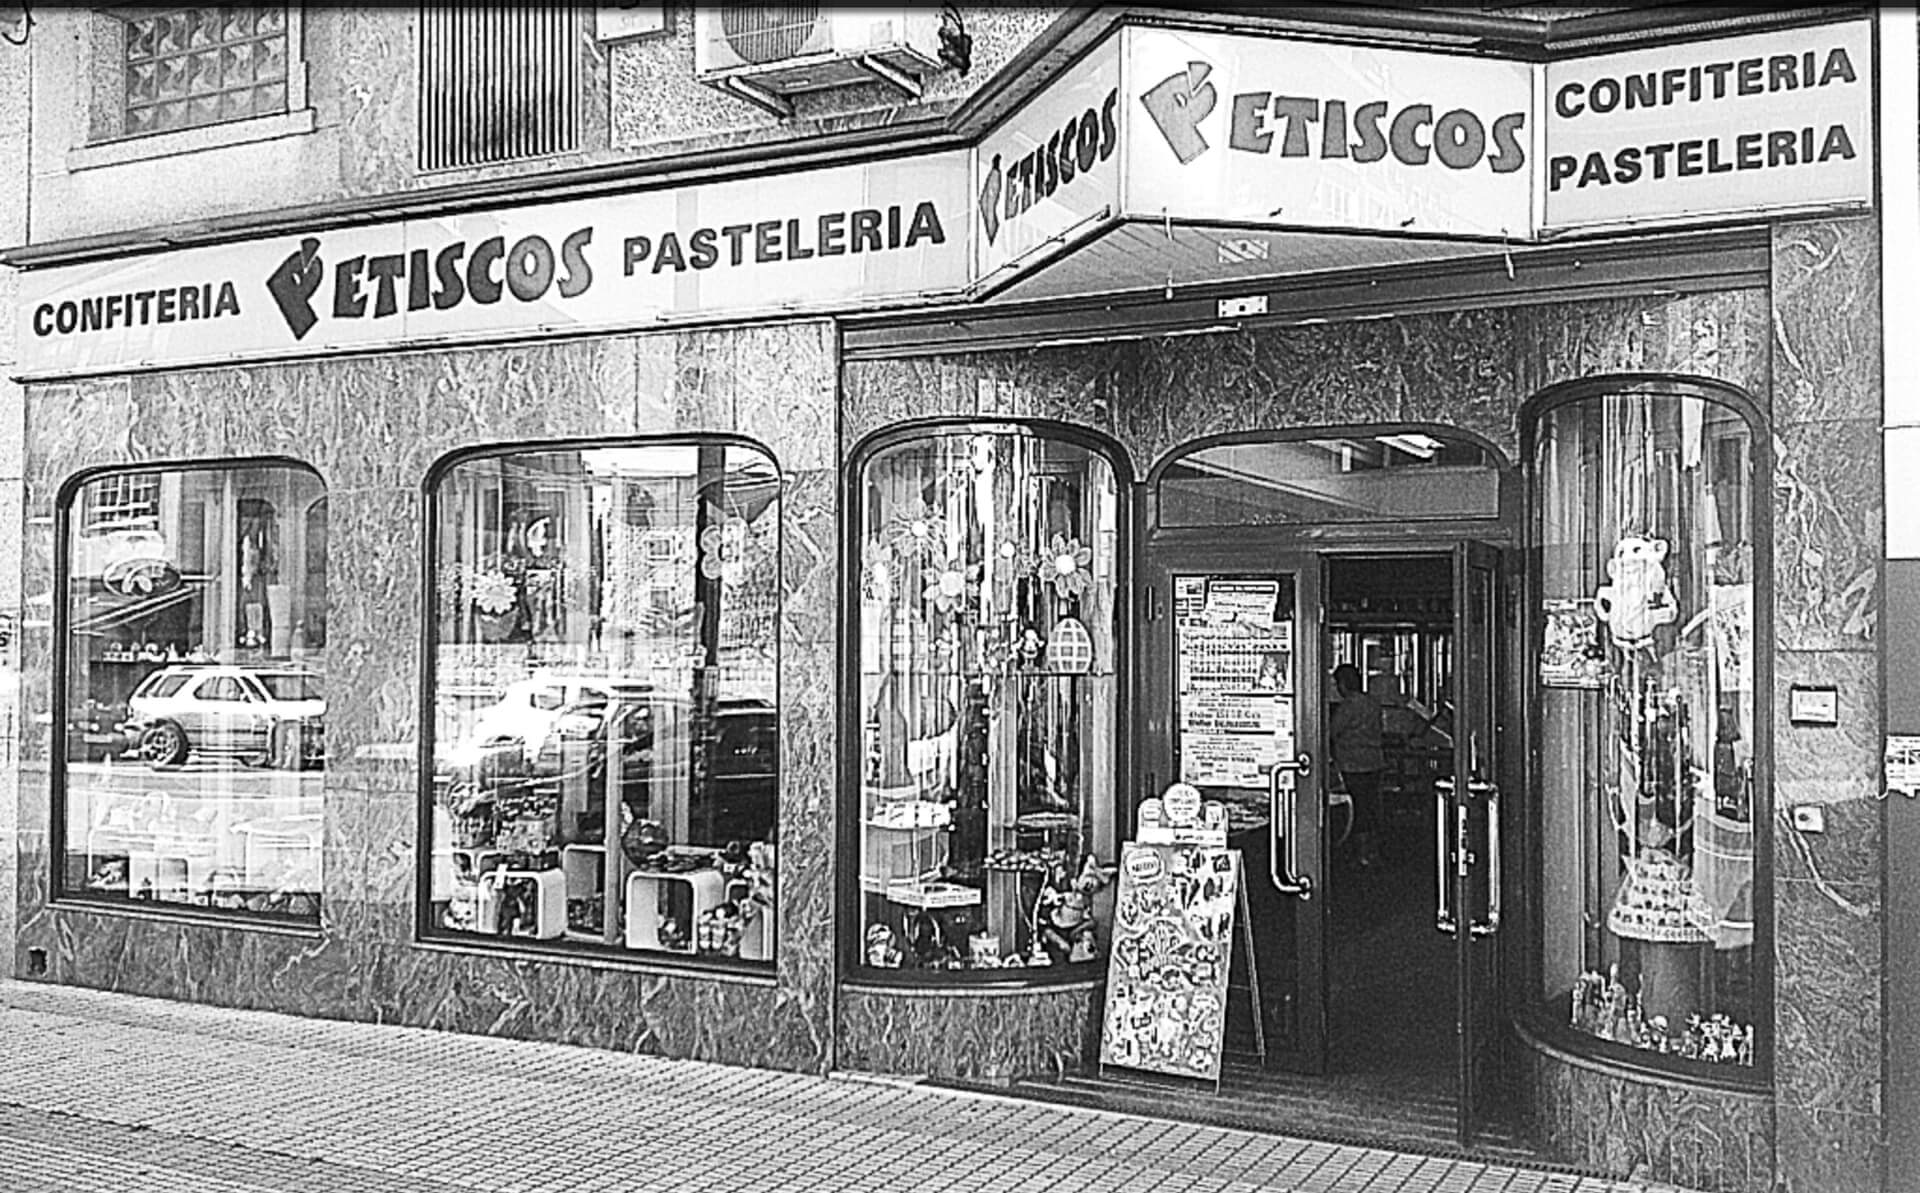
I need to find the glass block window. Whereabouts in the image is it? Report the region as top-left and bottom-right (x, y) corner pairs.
(122, 7), (290, 138)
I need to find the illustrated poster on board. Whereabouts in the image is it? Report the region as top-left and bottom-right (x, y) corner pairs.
(1099, 843), (1240, 1081)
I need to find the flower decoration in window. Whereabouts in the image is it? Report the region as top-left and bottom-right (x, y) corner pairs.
(885, 503), (948, 561)
(1042, 534), (1094, 600)
(923, 560), (980, 614)
(469, 568), (517, 615)
(698, 515), (751, 587)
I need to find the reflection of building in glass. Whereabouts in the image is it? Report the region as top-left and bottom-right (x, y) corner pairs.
(426, 442), (780, 963)
(60, 463), (328, 922)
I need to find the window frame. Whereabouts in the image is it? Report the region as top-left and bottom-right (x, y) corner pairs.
(414, 433), (784, 977)
(50, 454), (328, 934)
(70, 5), (314, 172)
(1150, 423), (1514, 532)
(838, 417), (1137, 988)
(1518, 374), (1775, 1087)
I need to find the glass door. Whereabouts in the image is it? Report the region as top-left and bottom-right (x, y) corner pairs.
(1143, 548), (1327, 1073)
(1444, 540), (1504, 1145)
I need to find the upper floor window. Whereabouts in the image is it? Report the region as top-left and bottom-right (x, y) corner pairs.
(119, 6), (291, 138)
(424, 440), (779, 966)
(58, 461), (328, 923)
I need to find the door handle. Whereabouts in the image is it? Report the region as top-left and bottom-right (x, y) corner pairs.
(1436, 777), (1500, 936)
(1269, 755), (1313, 900)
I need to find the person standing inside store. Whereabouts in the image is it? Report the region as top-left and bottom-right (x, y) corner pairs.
(1329, 664), (1387, 868)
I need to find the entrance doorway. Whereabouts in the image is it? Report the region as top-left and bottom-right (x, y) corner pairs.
(1127, 541), (1511, 1154)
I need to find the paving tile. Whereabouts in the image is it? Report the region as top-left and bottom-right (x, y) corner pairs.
(0, 979), (1704, 1193)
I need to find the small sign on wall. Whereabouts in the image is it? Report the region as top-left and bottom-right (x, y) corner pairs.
(1788, 684), (1840, 727)
(595, 4), (669, 44)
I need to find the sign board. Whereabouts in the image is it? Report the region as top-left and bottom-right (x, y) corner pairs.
(17, 152), (969, 378)
(1100, 843), (1241, 1081)
(1542, 20), (1873, 233)
(1124, 27), (1532, 238)
(972, 33), (1123, 284)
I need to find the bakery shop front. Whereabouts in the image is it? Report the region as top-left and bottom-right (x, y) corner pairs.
(9, 10), (1893, 1193)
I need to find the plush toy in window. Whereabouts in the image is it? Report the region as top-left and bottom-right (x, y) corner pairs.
(1035, 854), (1113, 965)
(1594, 535), (1678, 649)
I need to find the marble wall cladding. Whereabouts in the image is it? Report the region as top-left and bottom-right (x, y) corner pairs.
(1766, 217), (1885, 1193)
(1774, 878), (1881, 1117)
(838, 984), (1102, 1083)
(842, 290), (1772, 476)
(1520, 1038), (1775, 1193)
(607, 7), (1069, 157)
(16, 320), (840, 1074)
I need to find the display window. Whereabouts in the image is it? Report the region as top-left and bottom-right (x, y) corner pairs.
(423, 440), (779, 966)
(850, 424), (1125, 977)
(1529, 380), (1766, 1071)
(56, 461), (328, 922)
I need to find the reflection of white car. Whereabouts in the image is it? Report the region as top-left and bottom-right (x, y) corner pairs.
(125, 664), (325, 769)
(439, 674), (651, 771)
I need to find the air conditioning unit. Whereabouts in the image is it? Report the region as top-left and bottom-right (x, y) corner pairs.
(694, 7), (943, 117)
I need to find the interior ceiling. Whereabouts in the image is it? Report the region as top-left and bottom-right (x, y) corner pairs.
(983, 220), (1513, 306)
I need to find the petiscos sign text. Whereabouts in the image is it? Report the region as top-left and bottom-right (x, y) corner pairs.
(19, 153), (967, 378)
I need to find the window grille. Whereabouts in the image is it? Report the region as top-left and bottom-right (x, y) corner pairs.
(418, 5), (582, 172)
(122, 6), (290, 138)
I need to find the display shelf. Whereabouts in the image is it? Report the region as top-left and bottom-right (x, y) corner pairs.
(624, 868), (726, 953)
(477, 869), (567, 939)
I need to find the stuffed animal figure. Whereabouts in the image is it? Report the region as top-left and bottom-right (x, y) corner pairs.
(1594, 536), (1678, 648)
(1037, 854), (1114, 964)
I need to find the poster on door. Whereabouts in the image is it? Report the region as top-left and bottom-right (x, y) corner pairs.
(1099, 842), (1241, 1081)
(1176, 575), (1294, 788)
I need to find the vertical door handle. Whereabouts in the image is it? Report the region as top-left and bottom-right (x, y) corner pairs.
(1269, 754), (1313, 899)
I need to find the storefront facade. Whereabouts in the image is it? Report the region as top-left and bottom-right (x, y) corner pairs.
(4, 6), (1910, 1193)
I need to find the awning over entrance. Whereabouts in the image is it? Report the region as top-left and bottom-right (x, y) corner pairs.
(968, 19), (1872, 306)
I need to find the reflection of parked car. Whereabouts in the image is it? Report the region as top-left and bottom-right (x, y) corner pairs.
(437, 674), (653, 773)
(66, 697), (131, 761)
(124, 664), (325, 769)
(534, 694), (777, 846)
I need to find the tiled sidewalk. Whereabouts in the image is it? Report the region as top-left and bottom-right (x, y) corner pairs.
(0, 979), (1691, 1193)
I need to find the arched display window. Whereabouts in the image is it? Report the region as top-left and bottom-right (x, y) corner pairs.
(422, 438), (780, 967)
(846, 422), (1129, 980)
(54, 459), (328, 924)
(1526, 377), (1770, 1076)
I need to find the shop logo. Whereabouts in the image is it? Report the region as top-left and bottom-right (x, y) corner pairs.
(267, 236), (325, 340)
(977, 89), (1120, 249)
(1140, 61), (1218, 164)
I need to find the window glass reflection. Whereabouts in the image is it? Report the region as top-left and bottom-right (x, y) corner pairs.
(1534, 391), (1759, 1067)
(61, 464), (327, 921)
(427, 442), (779, 963)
